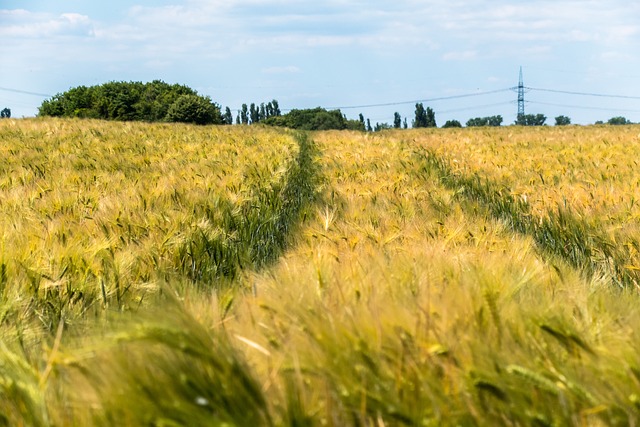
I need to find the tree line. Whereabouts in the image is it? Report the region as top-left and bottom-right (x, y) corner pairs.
(38, 80), (223, 124)
(35, 81), (365, 130)
(235, 101), (281, 124)
(36, 81), (635, 129)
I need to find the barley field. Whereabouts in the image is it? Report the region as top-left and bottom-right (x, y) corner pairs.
(1, 118), (640, 426)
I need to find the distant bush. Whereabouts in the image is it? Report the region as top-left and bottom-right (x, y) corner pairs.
(554, 115), (571, 126)
(607, 116), (632, 125)
(165, 95), (222, 125)
(374, 122), (393, 131)
(264, 107), (361, 131)
(38, 80), (223, 125)
(442, 120), (462, 128)
(515, 113), (546, 126)
(466, 115), (502, 127)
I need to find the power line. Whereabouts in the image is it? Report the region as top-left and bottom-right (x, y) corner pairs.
(359, 101), (515, 122)
(5, 78), (640, 119)
(0, 86), (53, 97)
(326, 88), (513, 110)
(526, 87), (640, 100)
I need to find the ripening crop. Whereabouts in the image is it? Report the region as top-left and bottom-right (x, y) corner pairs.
(397, 125), (640, 284)
(406, 126), (640, 227)
(2, 119), (640, 427)
(217, 128), (640, 425)
(0, 118), (299, 319)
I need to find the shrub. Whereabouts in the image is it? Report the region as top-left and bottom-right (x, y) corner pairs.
(466, 115), (502, 127)
(38, 80), (223, 124)
(442, 119), (462, 128)
(165, 95), (222, 125)
(264, 108), (350, 131)
(607, 116), (631, 125)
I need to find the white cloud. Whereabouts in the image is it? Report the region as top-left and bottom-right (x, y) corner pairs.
(2, 0), (640, 123)
(127, 3), (230, 28)
(0, 10), (94, 38)
(408, 0), (639, 48)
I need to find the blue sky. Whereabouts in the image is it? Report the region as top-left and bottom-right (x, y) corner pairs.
(1, 0), (639, 125)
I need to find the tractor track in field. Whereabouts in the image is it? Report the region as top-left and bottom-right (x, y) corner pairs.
(414, 148), (640, 290)
(177, 132), (320, 285)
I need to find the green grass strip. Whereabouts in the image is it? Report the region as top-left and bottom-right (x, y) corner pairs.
(416, 150), (639, 289)
(177, 132), (319, 284)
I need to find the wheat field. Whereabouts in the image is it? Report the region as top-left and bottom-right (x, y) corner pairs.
(1, 118), (640, 426)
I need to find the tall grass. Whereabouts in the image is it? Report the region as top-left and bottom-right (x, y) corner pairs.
(220, 130), (640, 425)
(0, 118), (299, 325)
(54, 298), (272, 426)
(2, 121), (640, 425)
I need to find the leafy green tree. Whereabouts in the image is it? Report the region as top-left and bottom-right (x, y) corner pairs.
(237, 99), (282, 123)
(95, 81), (142, 120)
(607, 116), (631, 125)
(37, 80), (210, 123)
(134, 80), (193, 121)
(426, 107), (436, 127)
(366, 119), (372, 132)
(240, 104), (249, 124)
(1, 108), (11, 118)
(413, 103), (427, 128)
(466, 115), (502, 127)
(38, 96), (65, 116)
(270, 100), (281, 116)
(259, 103), (266, 121)
(393, 112), (402, 129)
(515, 113), (546, 126)
(249, 103), (258, 124)
(114, 91), (139, 120)
(554, 115), (571, 126)
(67, 85), (95, 118)
(165, 94), (222, 125)
(413, 103), (436, 128)
(264, 107), (350, 130)
(346, 118), (365, 131)
(403, 118), (408, 129)
(488, 115), (503, 126)
(223, 107), (234, 125)
(442, 119), (462, 128)
(374, 122), (392, 131)
(466, 117), (487, 127)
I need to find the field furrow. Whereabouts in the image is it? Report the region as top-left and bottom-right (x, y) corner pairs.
(416, 148), (640, 288)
